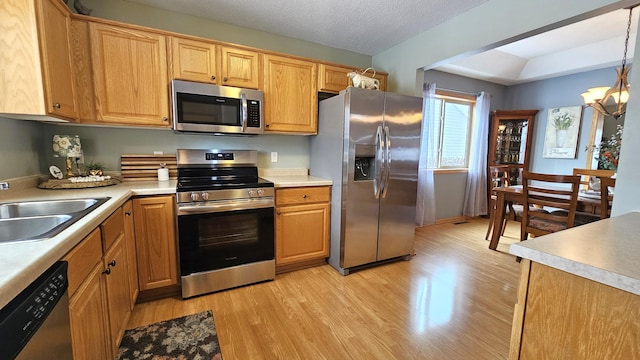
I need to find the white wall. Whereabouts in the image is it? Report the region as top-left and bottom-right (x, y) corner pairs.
(373, 0), (634, 95)
(373, 0), (640, 217)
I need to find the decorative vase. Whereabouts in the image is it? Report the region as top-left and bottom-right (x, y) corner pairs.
(555, 129), (567, 148)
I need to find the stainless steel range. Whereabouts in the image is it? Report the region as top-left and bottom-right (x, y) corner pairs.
(176, 149), (275, 298)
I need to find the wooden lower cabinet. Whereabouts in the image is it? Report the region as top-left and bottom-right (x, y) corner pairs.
(68, 262), (112, 360)
(133, 195), (179, 291)
(103, 235), (131, 353)
(275, 186), (330, 273)
(123, 200), (139, 309)
(510, 259), (640, 359)
(65, 205), (135, 359)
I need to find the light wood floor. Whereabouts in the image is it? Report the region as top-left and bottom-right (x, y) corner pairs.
(127, 218), (523, 359)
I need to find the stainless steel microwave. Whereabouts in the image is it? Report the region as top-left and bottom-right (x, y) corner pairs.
(171, 79), (264, 135)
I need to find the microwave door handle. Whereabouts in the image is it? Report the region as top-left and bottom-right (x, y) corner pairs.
(241, 93), (248, 132)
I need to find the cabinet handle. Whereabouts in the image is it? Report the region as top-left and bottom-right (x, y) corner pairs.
(53, 103), (61, 109)
(223, 77), (228, 82)
(276, 210), (281, 215)
(265, 123), (270, 128)
(162, 117), (169, 122)
(302, 194), (308, 199)
(211, 75), (216, 80)
(125, 211), (131, 216)
(108, 260), (116, 267)
(102, 268), (111, 275)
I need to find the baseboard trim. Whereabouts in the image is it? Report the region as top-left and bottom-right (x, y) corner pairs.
(435, 216), (472, 225)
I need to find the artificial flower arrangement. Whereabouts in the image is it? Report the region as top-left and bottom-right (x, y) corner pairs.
(587, 124), (623, 171)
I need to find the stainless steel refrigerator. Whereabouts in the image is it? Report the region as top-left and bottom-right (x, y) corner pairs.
(310, 87), (423, 275)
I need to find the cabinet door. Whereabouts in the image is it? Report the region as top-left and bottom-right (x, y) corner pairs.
(276, 202), (330, 265)
(123, 200), (139, 310)
(36, 0), (78, 120)
(318, 64), (352, 93)
(263, 54), (317, 134)
(171, 37), (218, 84)
(103, 236), (131, 352)
(133, 196), (178, 291)
(220, 46), (260, 89)
(90, 23), (170, 126)
(69, 263), (112, 360)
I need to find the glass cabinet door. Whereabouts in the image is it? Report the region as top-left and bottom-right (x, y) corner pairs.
(495, 119), (528, 165)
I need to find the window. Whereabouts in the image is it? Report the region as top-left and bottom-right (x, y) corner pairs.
(427, 92), (475, 169)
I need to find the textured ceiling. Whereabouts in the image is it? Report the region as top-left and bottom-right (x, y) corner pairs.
(124, 0), (635, 85)
(124, 0), (489, 55)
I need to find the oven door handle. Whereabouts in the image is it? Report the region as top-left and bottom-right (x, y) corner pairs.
(177, 198), (274, 215)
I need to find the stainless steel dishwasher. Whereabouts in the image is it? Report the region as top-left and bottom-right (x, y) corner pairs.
(0, 261), (72, 360)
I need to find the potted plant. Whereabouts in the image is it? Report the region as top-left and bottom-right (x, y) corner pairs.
(83, 161), (106, 176)
(552, 112), (575, 148)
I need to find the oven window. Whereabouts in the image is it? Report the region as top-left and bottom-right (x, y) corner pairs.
(178, 207), (274, 275)
(177, 93), (241, 125)
(198, 212), (258, 247)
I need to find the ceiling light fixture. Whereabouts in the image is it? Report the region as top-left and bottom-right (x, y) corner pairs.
(581, 6), (636, 119)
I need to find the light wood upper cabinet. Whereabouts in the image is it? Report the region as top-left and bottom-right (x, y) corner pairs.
(263, 54), (317, 134)
(318, 63), (388, 93)
(0, 0), (78, 121)
(171, 37), (218, 84)
(169, 38), (259, 89)
(133, 196), (178, 291)
(318, 64), (352, 93)
(220, 45), (260, 89)
(90, 23), (170, 127)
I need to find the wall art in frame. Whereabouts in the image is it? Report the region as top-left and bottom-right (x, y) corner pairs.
(543, 106), (583, 159)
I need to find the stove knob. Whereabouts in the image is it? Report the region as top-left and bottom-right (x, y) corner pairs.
(257, 189), (264, 196)
(190, 192), (200, 201)
(201, 192), (210, 201)
(248, 189), (256, 197)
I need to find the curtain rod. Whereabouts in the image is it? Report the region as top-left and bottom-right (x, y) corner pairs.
(437, 87), (481, 97)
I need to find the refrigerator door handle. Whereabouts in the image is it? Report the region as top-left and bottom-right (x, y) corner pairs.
(381, 126), (391, 198)
(374, 125), (384, 199)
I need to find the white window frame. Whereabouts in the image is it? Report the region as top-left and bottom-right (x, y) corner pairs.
(431, 90), (476, 170)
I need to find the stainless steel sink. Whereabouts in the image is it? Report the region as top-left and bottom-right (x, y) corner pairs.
(0, 197), (110, 244)
(0, 198), (103, 219)
(0, 215), (72, 243)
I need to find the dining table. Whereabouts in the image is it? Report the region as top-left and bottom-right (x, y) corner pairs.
(488, 185), (603, 250)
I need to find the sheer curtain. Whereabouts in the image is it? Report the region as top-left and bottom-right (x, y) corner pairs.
(462, 91), (491, 216)
(416, 82), (438, 226)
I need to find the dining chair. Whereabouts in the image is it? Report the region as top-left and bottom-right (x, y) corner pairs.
(520, 171), (580, 241)
(572, 168), (616, 191)
(599, 176), (616, 219)
(484, 165), (510, 240)
(571, 168), (615, 225)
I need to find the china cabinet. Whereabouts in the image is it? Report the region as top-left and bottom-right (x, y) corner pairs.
(488, 110), (538, 185)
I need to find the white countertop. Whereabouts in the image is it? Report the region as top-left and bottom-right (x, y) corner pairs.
(0, 180), (176, 309)
(261, 175), (333, 188)
(509, 211), (640, 296)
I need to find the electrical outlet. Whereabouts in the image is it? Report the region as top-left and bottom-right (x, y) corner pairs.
(271, 152), (278, 163)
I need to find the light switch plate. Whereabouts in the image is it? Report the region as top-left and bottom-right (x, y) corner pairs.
(271, 152), (278, 163)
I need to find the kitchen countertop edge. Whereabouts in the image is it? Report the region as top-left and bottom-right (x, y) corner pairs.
(260, 175), (333, 188)
(509, 211), (640, 296)
(0, 180), (177, 309)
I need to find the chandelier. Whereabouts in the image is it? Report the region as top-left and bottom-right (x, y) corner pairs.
(581, 7), (635, 119)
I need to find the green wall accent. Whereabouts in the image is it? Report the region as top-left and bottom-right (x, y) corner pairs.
(0, 118), (44, 180)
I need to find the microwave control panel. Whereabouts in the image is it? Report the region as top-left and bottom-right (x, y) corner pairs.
(247, 100), (261, 128)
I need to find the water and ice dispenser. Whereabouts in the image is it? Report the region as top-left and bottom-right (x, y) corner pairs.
(354, 144), (375, 181)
